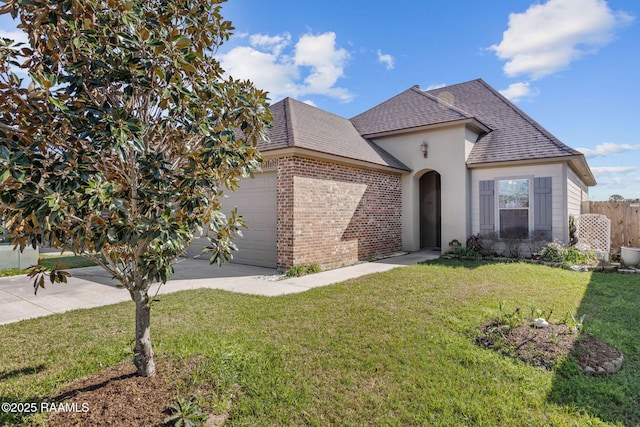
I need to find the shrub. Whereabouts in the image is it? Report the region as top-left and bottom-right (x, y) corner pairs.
(539, 241), (599, 266)
(466, 234), (482, 253)
(539, 242), (565, 263)
(500, 230), (526, 259)
(285, 264), (321, 277)
(452, 247), (481, 259)
(479, 231), (498, 257)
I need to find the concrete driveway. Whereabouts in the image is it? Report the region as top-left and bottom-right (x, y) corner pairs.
(0, 250), (440, 325)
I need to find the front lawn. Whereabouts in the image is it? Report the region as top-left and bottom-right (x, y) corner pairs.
(0, 254), (98, 277)
(1, 260), (638, 426)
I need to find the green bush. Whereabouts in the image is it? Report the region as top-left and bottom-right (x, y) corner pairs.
(539, 242), (565, 262)
(452, 247), (481, 258)
(285, 263), (321, 277)
(539, 242), (599, 266)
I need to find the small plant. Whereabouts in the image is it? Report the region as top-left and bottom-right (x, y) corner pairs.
(452, 247), (481, 258)
(497, 301), (522, 329)
(500, 229), (528, 259)
(164, 395), (208, 427)
(539, 241), (599, 266)
(565, 312), (586, 334)
(285, 263), (321, 277)
(466, 234), (482, 253)
(528, 230), (549, 257)
(532, 307), (554, 323)
(563, 245), (599, 266)
(540, 242), (565, 263)
(568, 214), (578, 246)
(479, 231), (498, 257)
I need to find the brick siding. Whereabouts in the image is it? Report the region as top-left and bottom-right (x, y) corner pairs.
(276, 156), (402, 269)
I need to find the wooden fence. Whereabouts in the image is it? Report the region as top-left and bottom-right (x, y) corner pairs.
(582, 201), (640, 255)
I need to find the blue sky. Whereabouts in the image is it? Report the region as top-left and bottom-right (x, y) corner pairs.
(1, 0), (638, 200)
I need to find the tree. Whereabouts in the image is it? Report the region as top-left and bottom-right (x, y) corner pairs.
(0, 0), (271, 377)
(608, 194), (625, 202)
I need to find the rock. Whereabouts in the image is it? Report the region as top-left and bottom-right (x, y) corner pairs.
(613, 356), (623, 370)
(534, 318), (549, 328)
(596, 367), (607, 375)
(583, 366), (595, 374)
(603, 362), (616, 374)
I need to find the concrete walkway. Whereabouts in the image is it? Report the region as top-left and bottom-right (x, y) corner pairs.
(0, 250), (440, 325)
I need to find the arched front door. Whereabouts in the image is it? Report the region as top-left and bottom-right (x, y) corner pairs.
(419, 171), (441, 249)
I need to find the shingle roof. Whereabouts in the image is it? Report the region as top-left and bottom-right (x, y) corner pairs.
(259, 98), (409, 171)
(259, 79), (595, 185)
(424, 79), (583, 165)
(350, 86), (476, 136)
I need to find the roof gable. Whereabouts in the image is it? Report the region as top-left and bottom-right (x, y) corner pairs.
(425, 79), (580, 164)
(350, 86), (476, 136)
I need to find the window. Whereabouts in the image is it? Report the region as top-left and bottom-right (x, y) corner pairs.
(498, 179), (529, 238)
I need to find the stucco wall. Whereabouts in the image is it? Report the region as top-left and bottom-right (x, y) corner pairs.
(471, 163), (568, 243)
(276, 156), (403, 269)
(371, 125), (474, 252)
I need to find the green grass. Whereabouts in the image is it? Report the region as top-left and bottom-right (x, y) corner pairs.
(0, 268), (25, 278)
(37, 254), (98, 270)
(1, 259), (639, 426)
(0, 255), (98, 277)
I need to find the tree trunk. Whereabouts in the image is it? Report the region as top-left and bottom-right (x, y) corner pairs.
(132, 289), (156, 377)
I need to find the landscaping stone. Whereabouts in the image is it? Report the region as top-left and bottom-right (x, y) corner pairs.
(580, 352), (623, 376)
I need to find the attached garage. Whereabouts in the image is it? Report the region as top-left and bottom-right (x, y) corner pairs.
(185, 171), (277, 268)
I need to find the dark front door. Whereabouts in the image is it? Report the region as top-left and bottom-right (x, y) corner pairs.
(420, 171), (441, 249)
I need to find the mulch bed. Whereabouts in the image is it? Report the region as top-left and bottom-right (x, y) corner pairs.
(47, 359), (181, 427)
(476, 320), (622, 372)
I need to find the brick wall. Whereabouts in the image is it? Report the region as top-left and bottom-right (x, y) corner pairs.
(276, 156), (403, 269)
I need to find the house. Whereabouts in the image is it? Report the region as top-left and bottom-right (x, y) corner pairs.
(186, 79), (596, 269)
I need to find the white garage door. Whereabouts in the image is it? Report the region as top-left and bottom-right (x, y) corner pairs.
(185, 172), (277, 268)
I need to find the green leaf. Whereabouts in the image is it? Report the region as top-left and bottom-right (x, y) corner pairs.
(0, 169), (9, 183)
(174, 36), (190, 48)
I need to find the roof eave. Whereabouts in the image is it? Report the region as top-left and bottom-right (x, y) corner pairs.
(361, 118), (491, 139)
(260, 146), (411, 174)
(568, 155), (597, 186)
(467, 155), (597, 186)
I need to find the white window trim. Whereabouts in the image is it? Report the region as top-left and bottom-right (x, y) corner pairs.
(494, 176), (534, 238)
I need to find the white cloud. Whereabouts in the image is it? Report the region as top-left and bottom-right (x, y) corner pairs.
(592, 175), (640, 191)
(577, 142), (640, 158)
(294, 33), (351, 101)
(220, 32), (353, 103)
(376, 50), (394, 70)
(499, 81), (538, 102)
(0, 29), (30, 78)
(591, 166), (636, 174)
(424, 83), (446, 91)
(0, 29), (29, 45)
(219, 46), (300, 98)
(249, 33), (291, 56)
(490, 0), (634, 79)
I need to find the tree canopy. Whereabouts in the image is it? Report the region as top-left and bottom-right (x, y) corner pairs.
(0, 0), (272, 376)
